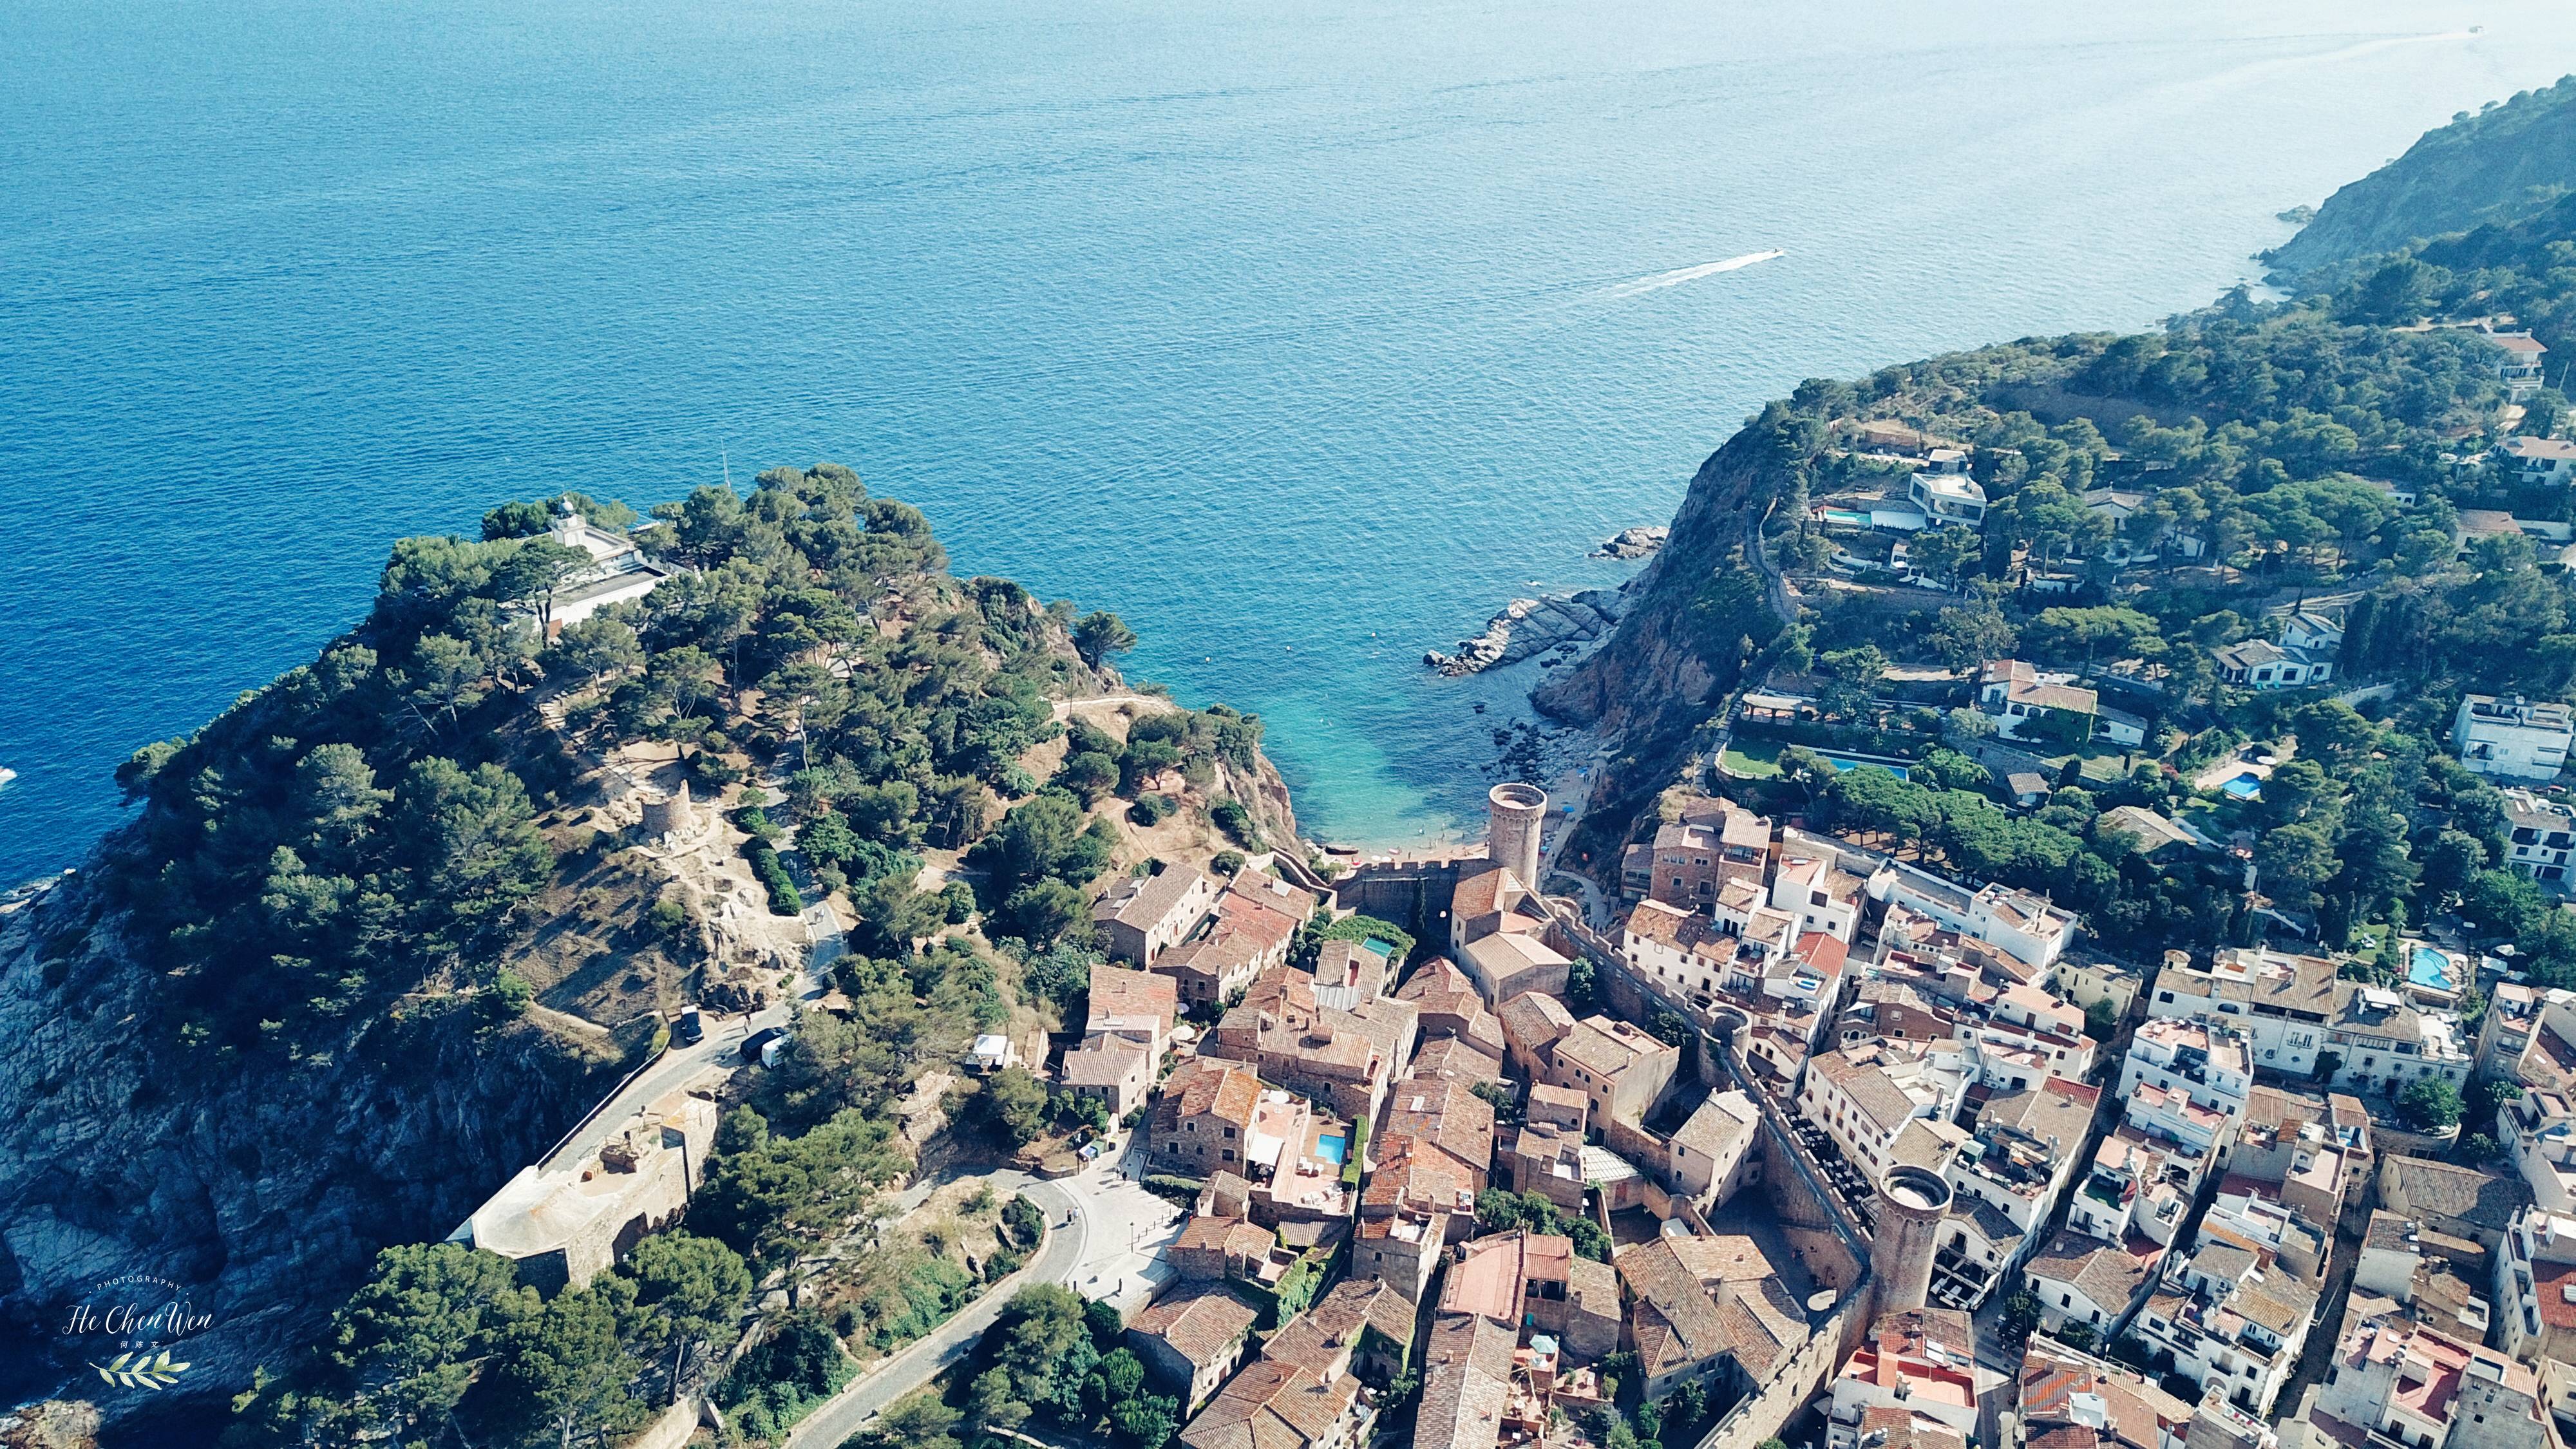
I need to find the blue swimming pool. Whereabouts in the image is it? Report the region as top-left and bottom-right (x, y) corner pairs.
(1316, 1134), (1349, 1165)
(1829, 756), (1911, 782)
(2408, 945), (2459, 992)
(2221, 773), (2262, 800)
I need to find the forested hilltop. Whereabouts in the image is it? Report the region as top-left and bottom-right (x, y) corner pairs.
(0, 463), (1293, 1444)
(1552, 80), (2576, 1017)
(2267, 73), (2576, 281)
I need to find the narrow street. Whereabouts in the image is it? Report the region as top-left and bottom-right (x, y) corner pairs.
(2268, 1200), (2369, 1425)
(1969, 1010), (2142, 1449)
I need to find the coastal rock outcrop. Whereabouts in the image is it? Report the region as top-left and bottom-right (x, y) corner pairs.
(1425, 587), (1629, 677)
(1531, 424), (1795, 831)
(1589, 526), (1669, 560)
(0, 878), (615, 1432)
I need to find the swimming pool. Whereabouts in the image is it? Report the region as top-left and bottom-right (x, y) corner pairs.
(1821, 508), (1875, 528)
(1829, 756), (1911, 782)
(1316, 1134), (1349, 1165)
(2221, 773), (2262, 800)
(2408, 945), (2460, 992)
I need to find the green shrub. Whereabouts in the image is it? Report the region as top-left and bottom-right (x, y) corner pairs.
(1209, 798), (1260, 848)
(1141, 1174), (1205, 1204)
(744, 838), (804, 916)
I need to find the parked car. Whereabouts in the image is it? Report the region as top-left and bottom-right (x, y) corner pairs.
(743, 1025), (788, 1067)
(674, 1007), (704, 1046)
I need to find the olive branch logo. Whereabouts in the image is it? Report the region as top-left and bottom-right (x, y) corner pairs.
(92, 1349), (191, 1390)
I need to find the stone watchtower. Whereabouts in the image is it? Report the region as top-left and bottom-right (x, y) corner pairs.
(640, 781), (696, 838)
(1871, 1164), (1953, 1317)
(1487, 782), (1547, 885)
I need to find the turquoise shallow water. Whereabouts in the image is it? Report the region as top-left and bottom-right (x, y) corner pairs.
(6, 1), (2576, 884)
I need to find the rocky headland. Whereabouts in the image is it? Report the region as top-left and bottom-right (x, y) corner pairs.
(1425, 585), (1630, 677)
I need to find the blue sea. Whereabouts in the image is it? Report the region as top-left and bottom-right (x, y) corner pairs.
(6, 0), (2576, 884)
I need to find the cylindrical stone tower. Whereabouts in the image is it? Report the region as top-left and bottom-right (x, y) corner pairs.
(641, 781), (696, 838)
(1872, 1164), (1952, 1317)
(1487, 782), (1547, 885)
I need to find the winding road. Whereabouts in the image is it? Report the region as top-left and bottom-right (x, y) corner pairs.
(785, 1154), (1186, 1448)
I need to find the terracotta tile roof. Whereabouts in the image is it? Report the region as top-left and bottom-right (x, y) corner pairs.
(1063, 1038), (1150, 1087)
(1166, 1057), (1262, 1132)
(1496, 990), (1575, 1052)
(1627, 899), (1723, 952)
(1671, 1091), (1758, 1163)
(1175, 1214), (1274, 1260)
(1132, 1282), (1260, 1370)
(2027, 1229), (2150, 1312)
(1381, 1079), (1497, 1180)
(1306, 1278), (1416, 1352)
(1797, 931), (1850, 978)
(1668, 1233), (1786, 1285)
(1451, 866), (1519, 923)
(1620, 1238), (1734, 1376)
(1224, 869), (1320, 927)
(1178, 1329), (1359, 1449)
(1089, 965), (1180, 1034)
(1553, 1016), (1674, 1081)
(2021, 1345), (2192, 1449)
(1408, 1034), (1504, 1085)
(1397, 958), (1484, 1017)
(1361, 1137), (1473, 1215)
(2380, 1156), (2528, 1232)
(1439, 1231), (1544, 1322)
(1214, 892), (1301, 957)
(1099, 866), (1211, 929)
(1414, 1311), (1516, 1449)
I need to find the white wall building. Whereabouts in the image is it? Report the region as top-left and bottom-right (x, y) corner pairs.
(2453, 695), (2575, 783)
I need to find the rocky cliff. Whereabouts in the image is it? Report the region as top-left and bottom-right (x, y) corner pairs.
(2267, 73), (2576, 281)
(1533, 415), (1800, 838)
(0, 876), (615, 1433)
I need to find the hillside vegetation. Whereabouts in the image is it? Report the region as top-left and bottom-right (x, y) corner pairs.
(2268, 73), (2576, 282)
(1560, 86), (2576, 991)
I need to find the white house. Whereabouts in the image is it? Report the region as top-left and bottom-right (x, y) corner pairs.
(2481, 327), (2550, 400)
(1769, 849), (1864, 944)
(1863, 858), (2078, 971)
(2503, 789), (2576, 884)
(2132, 1236), (2318, 1416)
(2025, 1229), (2154, 1336)
(1978, 661), (2103, 744)
(2500, 437), (2576, 486)
(1909, 472), (1987, 526)
(1798, 1041), (1969, 1180)
(2116, 1018), (2253, 1124)
(2215, 639), (2334, 692)
(2452, 694), (2575, 782)
(542, 511), (676, 632)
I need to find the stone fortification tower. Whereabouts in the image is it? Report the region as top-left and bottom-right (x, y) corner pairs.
(1871, 1164), (1951, 1316)
(641, 781), (696, 838)
(1487, 782), (1547, 885)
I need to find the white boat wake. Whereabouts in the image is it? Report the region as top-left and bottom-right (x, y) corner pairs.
(1603, 249), (1784, 299)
